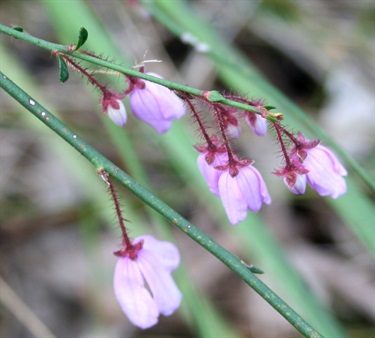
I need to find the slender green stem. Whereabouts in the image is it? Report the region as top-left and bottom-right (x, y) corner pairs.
(0, 71), (324, 338)
(0, 24), (273, 118)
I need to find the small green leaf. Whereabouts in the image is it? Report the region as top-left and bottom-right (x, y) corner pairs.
(12, 26), (24, 32)
(264, 105), (276, 110)
(248, 265), (264, 274)
(58, 55), (69, 83)
(74, 27), (88, 51)
(206, 90), (225, 102)
(241, 260), (264, 274)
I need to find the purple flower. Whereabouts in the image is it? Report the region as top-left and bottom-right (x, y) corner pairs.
(302, 144), (347, 198)
(107, 99), (127, 126)
(129, 73), (186, 133)
(285, 174), (307, 195)
(101, 93), (127, 126)
(218, 165), (271, 225)
(114, 235), (182, 329)
(245, 113), (267, 136)
(226, 123), (241, 139)
(273, 159), (309, 195)
(197, 152), (229, 196)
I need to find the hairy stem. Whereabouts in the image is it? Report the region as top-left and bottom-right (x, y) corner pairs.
(0, 24), (265, 116)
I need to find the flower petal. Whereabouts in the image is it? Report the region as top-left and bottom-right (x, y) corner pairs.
(107, 99), (127, 126)
(137, 235), (180, 272)
(113, 257), (159, 329)
(146, 73), (186, 120)
(137, 250), (182, 316)
(237, 166), (271, 212)
(197, 154), (220, 196)
(246, 113), (267, 136)
(130, 89), (173, 133)
(286, 174), (306, 195)
(218, 171), (248, 225)
(304, 145), (347, 198)
(129, 73), (185, 133)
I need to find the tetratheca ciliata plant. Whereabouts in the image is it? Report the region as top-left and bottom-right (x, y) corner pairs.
(0, 24), (351, 337)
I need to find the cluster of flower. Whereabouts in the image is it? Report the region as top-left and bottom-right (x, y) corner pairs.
(102, 69), (347, 329)
(54, 32), (349, 329)
(102, 72), (185, 133)
(102, 69), (347, 226)
(95, 66), (348, 330)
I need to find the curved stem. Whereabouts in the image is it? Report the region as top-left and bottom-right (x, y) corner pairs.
(0, 71), (324, 338)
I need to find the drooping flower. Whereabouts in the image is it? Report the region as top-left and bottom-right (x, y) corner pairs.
(114, 235), (182, 329)
(101, 92), (127, 126)
(245, 112), (267, 136)
(289, 133), (347, 198)
(300, 144), (348, 198)
(285, 173), (307, 195)
(129, 73), (186, 133)
(273, 159), (309, 195)
(197, 151), (229, 196)
(195, 137), (228, 196)
(107, 99), (127, 126)
(218, 164), (271, 225)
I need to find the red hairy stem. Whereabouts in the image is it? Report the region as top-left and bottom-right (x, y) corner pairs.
(214, 103), (236, 166)
(99, 169), (133, 249)
(180, 92), (215, 149)
(272, 122), (292, 167)
(58, 54), (107, 93)
(280, 126), (302, 147)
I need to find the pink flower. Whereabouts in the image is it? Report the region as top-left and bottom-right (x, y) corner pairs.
(245, 113), (267, 136)
(302, 144), (347, 198)
(101, 91), (127, 126)
(114, 235), (182, 329)
(218, 165), (271, 225)
(273, 160), (309, 195)
(197, 152), (229, 196)
(106, 99), (127, 126)
(288, 133), (347, 198)
(285, 174), (307, 195)
(129, 73), (186, 133)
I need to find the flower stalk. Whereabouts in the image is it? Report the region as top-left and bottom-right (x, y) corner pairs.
(98, 169), (132, 250)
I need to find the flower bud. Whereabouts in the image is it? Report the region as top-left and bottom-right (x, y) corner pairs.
(106, 99), (127, 126)
(284, 174), (306, 195)
(245, 113), (267, 136)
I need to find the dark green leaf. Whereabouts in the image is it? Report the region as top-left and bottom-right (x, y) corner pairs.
(74, 27), (88, 51)
(58, 55), (69, 83)
(264, 105), (276, 110)
(248, 265), (264, 274)
(12, 26), (24, 32)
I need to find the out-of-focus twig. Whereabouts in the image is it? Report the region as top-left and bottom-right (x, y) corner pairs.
(0, 276), (57, 338)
